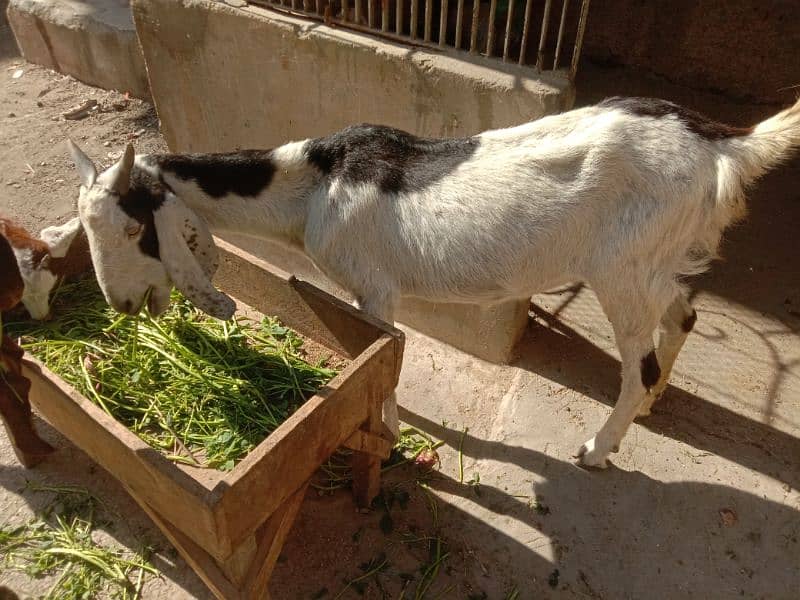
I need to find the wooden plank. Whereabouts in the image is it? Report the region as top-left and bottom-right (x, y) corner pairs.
(351, 389), (384, 507)
(343, 428), (393, 459)
(242, 483), (308, 598)
(124, 485), (242, 600)
(211, 335), (401, 548)
(212, 237), (403, 360)
(220, 534), (258, 586)
(22, 358), (228, 558)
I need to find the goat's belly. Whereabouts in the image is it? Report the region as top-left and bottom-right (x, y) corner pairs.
(397, 269), (567, 304)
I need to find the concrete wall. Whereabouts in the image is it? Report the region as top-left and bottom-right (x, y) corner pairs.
(132, 0), (573, 151)
(7, 0), (150, 98)
(581, 0), (800, 105)
(1, 0), (19, 56)
(133, 0), (573, 362)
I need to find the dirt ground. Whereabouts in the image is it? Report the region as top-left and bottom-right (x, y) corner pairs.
(1, 55), (799, 600)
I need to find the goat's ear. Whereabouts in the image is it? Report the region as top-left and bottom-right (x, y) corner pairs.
(180, 203), (220, 280)
(154, 197), (235, 320)
(67, 139), (97, 188)
(39, 217), (82, 258)
(107, 144), (136, 195)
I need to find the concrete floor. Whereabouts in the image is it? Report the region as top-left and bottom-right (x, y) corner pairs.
(0, 58), (798, 599)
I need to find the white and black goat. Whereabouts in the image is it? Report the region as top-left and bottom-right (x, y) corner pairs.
(67, 96), (800, 468)
(0, 217), (89, 319)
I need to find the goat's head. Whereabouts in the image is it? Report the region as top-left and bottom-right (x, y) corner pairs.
(0, 217), (79, 319)
(67, 140), (235, 320)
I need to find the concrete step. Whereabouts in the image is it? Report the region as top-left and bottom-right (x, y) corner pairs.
(7, 0), (149, 98)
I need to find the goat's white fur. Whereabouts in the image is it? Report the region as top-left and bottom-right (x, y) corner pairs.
(70, 98), (800, 468)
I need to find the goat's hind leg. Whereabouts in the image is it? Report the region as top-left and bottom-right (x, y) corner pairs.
(577, 288), (663, 468)
(638, 292), (696, 416)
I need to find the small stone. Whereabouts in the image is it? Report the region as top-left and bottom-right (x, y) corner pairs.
(36, 100), (44, 107)
(55, 178), (64, 183)
(223, 0), (248, 6)
(103, 141), (111, 147)
(7, 112), (15, 117)
(719, 508), (738, 527)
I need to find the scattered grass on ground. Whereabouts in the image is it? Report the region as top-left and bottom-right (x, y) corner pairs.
(0, 483), (157, 599)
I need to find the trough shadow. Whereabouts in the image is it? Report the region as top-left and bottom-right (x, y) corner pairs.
(0, 414), (213, 599)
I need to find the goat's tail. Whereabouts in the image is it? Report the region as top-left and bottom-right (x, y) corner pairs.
(729, 96), (800, 181)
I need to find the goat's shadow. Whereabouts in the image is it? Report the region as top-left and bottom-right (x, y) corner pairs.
(510, 295), (799, 490)
(395, 409), (800, 599)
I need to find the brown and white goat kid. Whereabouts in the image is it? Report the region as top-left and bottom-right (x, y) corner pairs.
(0, 217), (89, 319)
(0, 217), (91, 319)
(68, 97), (800, 468)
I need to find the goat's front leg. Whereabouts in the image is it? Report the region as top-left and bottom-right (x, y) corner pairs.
(356, 291), (400, 440)
(577, 331), (659, 468)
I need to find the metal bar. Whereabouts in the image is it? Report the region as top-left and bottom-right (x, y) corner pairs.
(396, 0), (403, 34)
(439, 0), (449, 46)
(342, 0), (349, 21)
(367, 0), (374, 27)
(486, 0), (498, 57)
(291, 0), (298, 10)
(536, 0), (553, 72)
(518, 0), (533, 65)
(252, 0), (502, 55)
(355, 0), (362, 23)
(455, 0), (464, 49)
(553, 0), (569, 69)
(502, 0), (515, 62)
(410, 0), (419, 39)
(316, 0), (322, 15)
(469, 0), (480, 54)
(570, 0), (591, 79)
(424, 0), (433, 42)
(382, 0), (389, 31)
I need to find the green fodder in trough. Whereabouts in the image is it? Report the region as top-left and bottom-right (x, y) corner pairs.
(5, 280), (338, 471)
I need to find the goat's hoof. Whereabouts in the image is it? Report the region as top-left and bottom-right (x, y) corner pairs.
(575, 438), (609, 469)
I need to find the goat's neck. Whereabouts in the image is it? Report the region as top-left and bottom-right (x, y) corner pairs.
(156, 141), (318, 249)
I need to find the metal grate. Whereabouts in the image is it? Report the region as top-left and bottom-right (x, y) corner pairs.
(248, 0), (591, 80)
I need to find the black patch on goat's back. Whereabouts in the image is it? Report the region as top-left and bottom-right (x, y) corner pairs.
(155, 150), (276, 198)
(118, 169), (166, 259)
(599, 96), (753, 140)
(640, 350), (661, 390)
(306, 124), (479, 194)
(682, 309), (698, 333)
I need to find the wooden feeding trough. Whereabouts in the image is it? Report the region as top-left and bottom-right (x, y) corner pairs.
(17, 238), (404, 600)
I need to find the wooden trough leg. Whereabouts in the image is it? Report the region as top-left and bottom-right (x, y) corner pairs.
(124, 483), (308, 600)
(349, 384), (393, 508)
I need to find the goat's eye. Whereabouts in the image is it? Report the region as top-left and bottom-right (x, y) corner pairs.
(125, 223), (143, 238)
